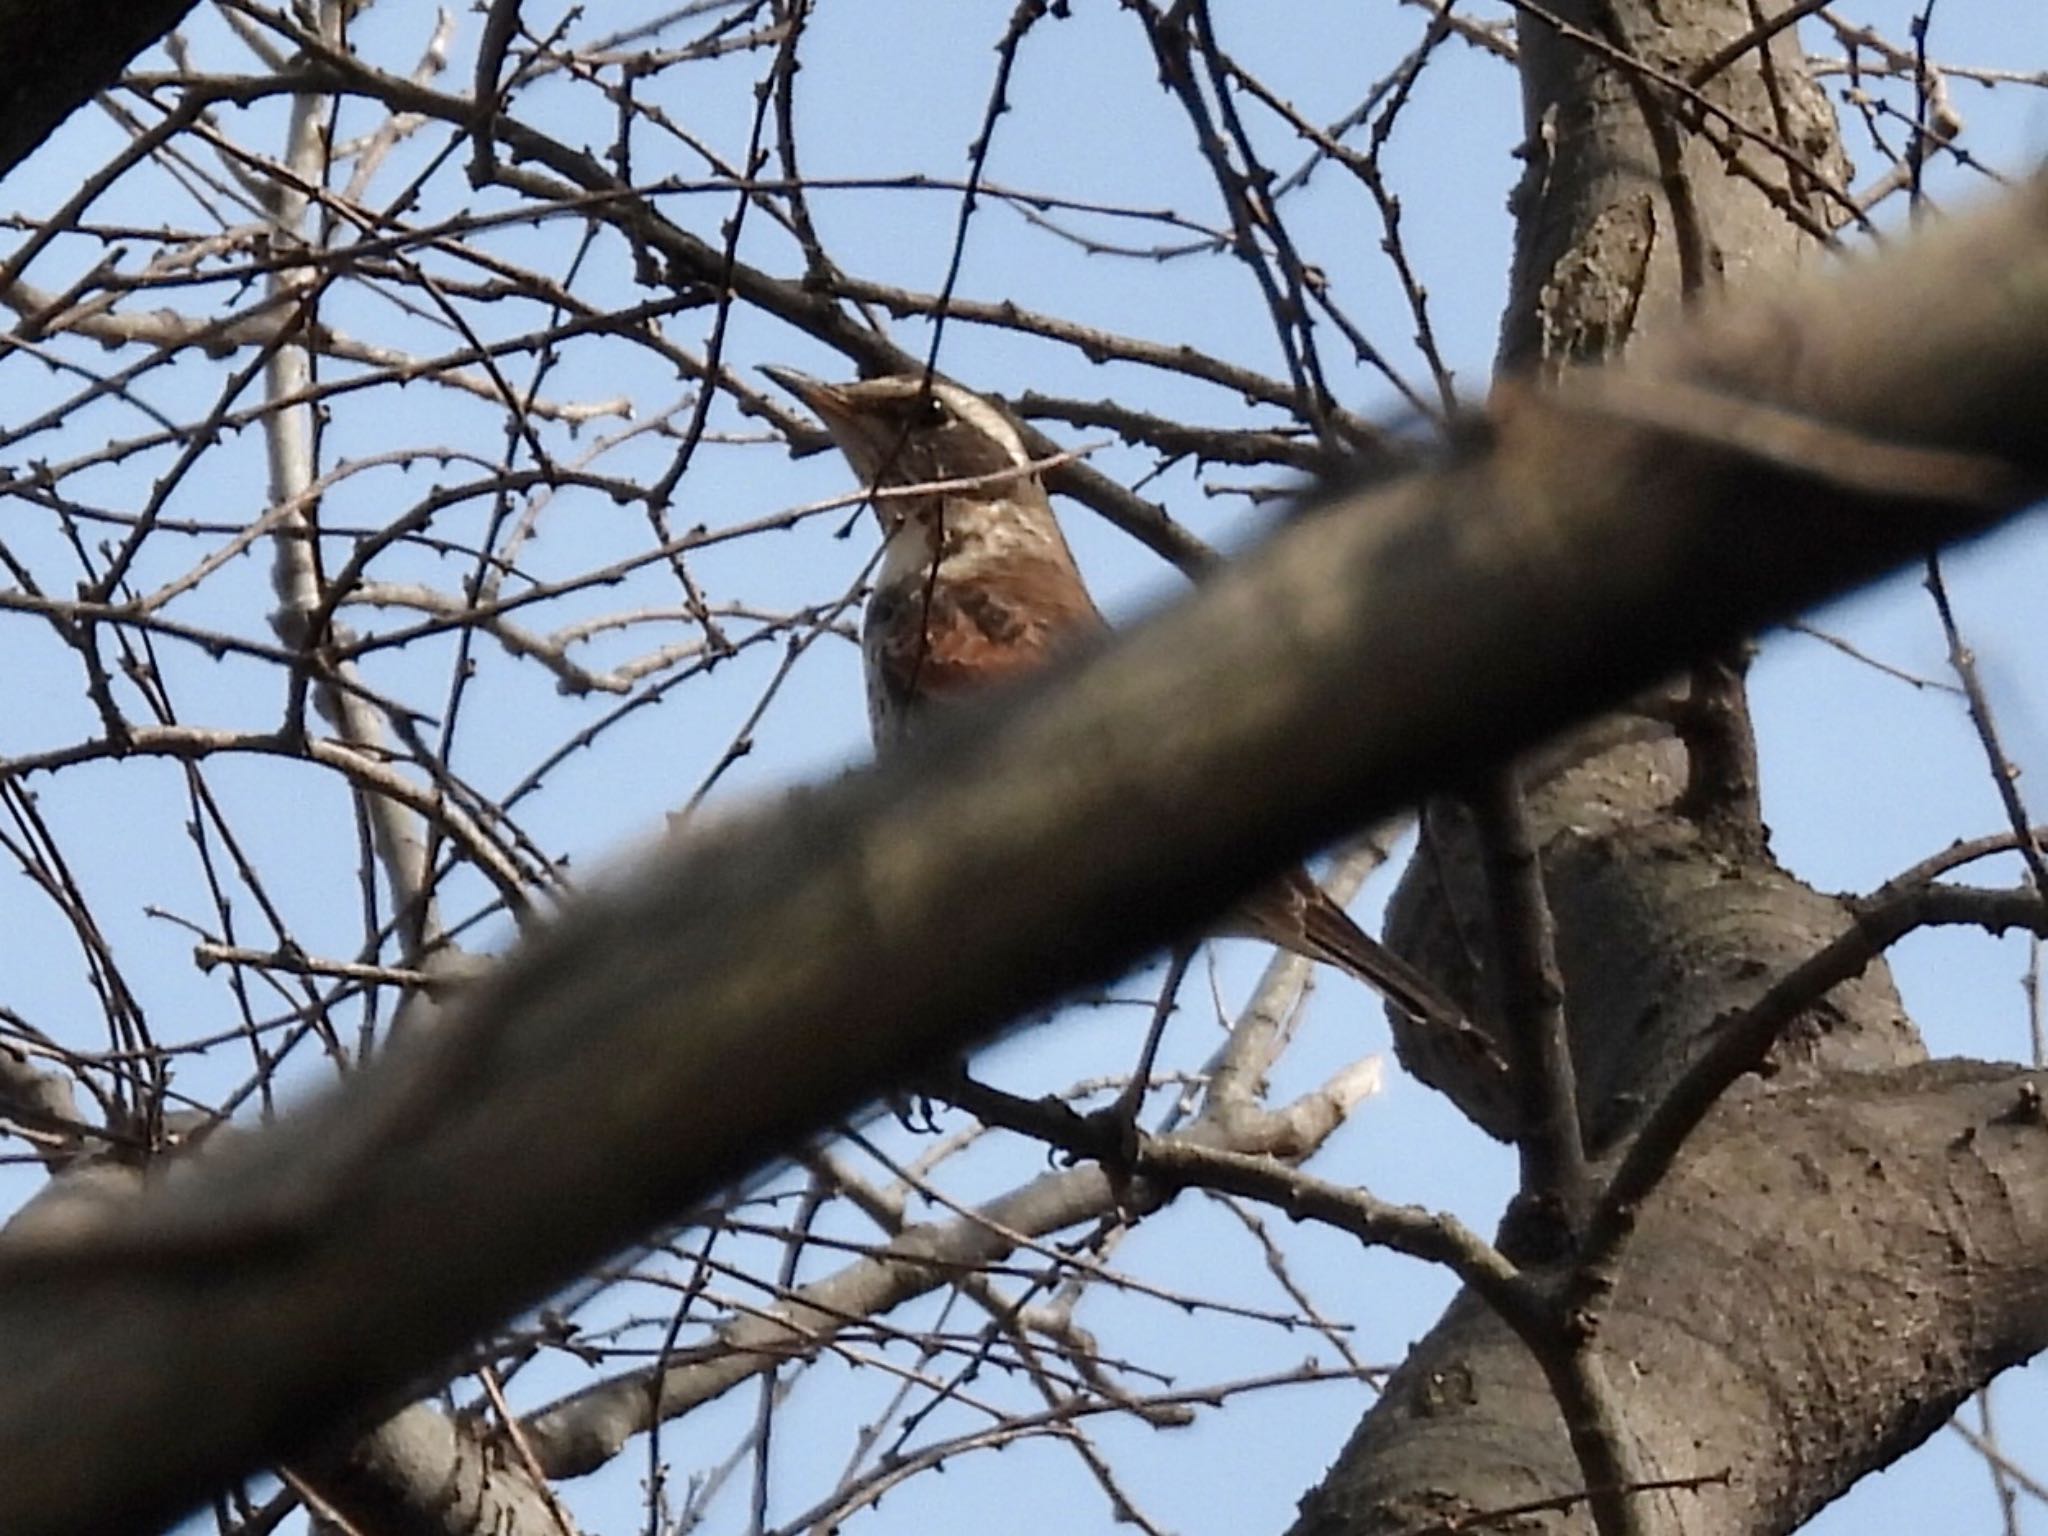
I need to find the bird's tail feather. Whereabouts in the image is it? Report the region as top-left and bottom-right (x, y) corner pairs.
(1233, 870), (1475, 1046)
(1294, 893), (1463, 1035)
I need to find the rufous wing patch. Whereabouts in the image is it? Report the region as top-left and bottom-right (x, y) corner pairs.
(865, 556), (1105, 747)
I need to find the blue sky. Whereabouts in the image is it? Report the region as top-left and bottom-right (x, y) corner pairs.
(0, 2), (2041, 1532)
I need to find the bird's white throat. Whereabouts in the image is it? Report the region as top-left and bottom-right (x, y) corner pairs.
(876, 494), (1072, 591)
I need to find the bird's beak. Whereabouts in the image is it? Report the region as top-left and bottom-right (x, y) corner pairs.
(761, 364), (849, 426)
(762, 364), (890, 476)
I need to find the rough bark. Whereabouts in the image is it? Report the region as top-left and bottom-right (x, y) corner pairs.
(1323, 5), (2036, 1533)
(301, 1405), (566, 1536)
(1294, 1062), (2048, 1535)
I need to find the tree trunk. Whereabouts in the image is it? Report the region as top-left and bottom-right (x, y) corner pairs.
(1303, 6), (2045, 1532)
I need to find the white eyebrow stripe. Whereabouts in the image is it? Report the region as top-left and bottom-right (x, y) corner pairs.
(936, 384), (1030, 468)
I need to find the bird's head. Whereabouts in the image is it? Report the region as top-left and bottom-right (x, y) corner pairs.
(762, 368), (1043, 535)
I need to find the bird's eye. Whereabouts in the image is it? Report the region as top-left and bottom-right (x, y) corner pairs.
(914, 393), (950, 428)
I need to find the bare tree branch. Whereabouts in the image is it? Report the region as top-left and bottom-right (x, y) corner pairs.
(0, 173), (2040, 1536)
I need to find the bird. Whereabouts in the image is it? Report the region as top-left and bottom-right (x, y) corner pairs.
(762, 366), (1464, 1034)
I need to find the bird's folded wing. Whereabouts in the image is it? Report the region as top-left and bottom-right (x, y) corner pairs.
(865, 559), (1105, 743)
